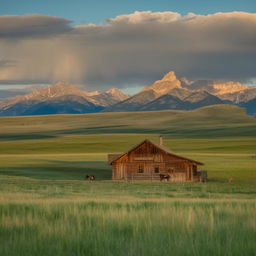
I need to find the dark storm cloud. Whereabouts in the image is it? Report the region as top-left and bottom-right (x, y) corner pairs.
(0, 14), (72, 38)
(0, 59), (16, 67)
(0, 11), (256, 89)
(0, 85), (45, 99)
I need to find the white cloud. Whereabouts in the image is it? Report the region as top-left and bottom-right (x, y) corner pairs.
(107, 11), (182, 24)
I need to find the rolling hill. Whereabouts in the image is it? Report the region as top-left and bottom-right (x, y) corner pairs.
(0, 105), (255, 139)
(0, 104), (255, 183)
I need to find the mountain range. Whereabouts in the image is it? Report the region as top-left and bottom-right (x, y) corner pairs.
(0, 72), (255, 116)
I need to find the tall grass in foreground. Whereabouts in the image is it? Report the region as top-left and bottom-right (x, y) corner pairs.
(0, 200), (255, 256)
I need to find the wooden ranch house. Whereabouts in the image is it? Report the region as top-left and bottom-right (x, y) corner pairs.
(108, 137), (204, 182)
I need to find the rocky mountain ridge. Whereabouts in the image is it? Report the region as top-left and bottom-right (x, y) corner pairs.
(0, 82), (129, 113)
(0, 71), (255, 116)
(104, 71), (255, 114)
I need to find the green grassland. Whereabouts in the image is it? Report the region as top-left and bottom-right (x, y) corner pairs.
(0, 105), (256, 255)
(0, 105), (255, 182)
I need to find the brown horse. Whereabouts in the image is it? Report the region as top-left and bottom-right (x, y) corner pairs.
(85, 175), (95, 181)
(227, 178), (233, 183)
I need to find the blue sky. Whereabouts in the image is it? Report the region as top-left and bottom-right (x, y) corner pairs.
(1, 0), (256, 25)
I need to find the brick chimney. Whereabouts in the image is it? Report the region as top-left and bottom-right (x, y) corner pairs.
(159, 135), (163, 146)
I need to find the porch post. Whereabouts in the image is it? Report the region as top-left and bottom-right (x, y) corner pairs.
(191, 165), (194, 182)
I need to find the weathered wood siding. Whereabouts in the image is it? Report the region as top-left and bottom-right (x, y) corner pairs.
(112, 140), (198, 181)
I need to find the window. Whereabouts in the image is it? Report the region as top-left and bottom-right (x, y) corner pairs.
(151, 147), (158, 154)
(138, 165), (144, 173)
(154, 167), (160, 173)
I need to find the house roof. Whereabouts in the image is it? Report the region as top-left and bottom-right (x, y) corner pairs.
(108, 153), (123, 164)
(109, 139), (204, 165)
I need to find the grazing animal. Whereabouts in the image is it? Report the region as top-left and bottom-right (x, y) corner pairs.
(160, 174), (170, 182)
(227, 178), (233, 183)
(85, 175), (95, 181)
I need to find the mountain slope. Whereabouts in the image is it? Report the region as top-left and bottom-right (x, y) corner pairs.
(184, 80), (246, 95)
(0, 71), (255, 116)
(105, 72), (194, 112)
(0, 82), (101, 116)
(183, 90), (226, 109)
(106, 88), (130, 101)
(240, 98), (256, 116)
(219, 86), (256, 103)
(0, 95), (103, 116)
(104, 72), (184, 112)
(0, 81), (97, 110)
(103, 71), (255, 114)
(140, 94), (189, 111)
(166, 87), (192, 100)
(90, 88), (130, 107)
(0, 82), (130, 116)
(104, 90), (158, 112)
(139, 90), (226, 111)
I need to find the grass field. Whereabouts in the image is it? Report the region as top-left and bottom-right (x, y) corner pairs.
(0, 177), (256, 256)
(0, 105), (255, 255)
(1, 198), (255, 256)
